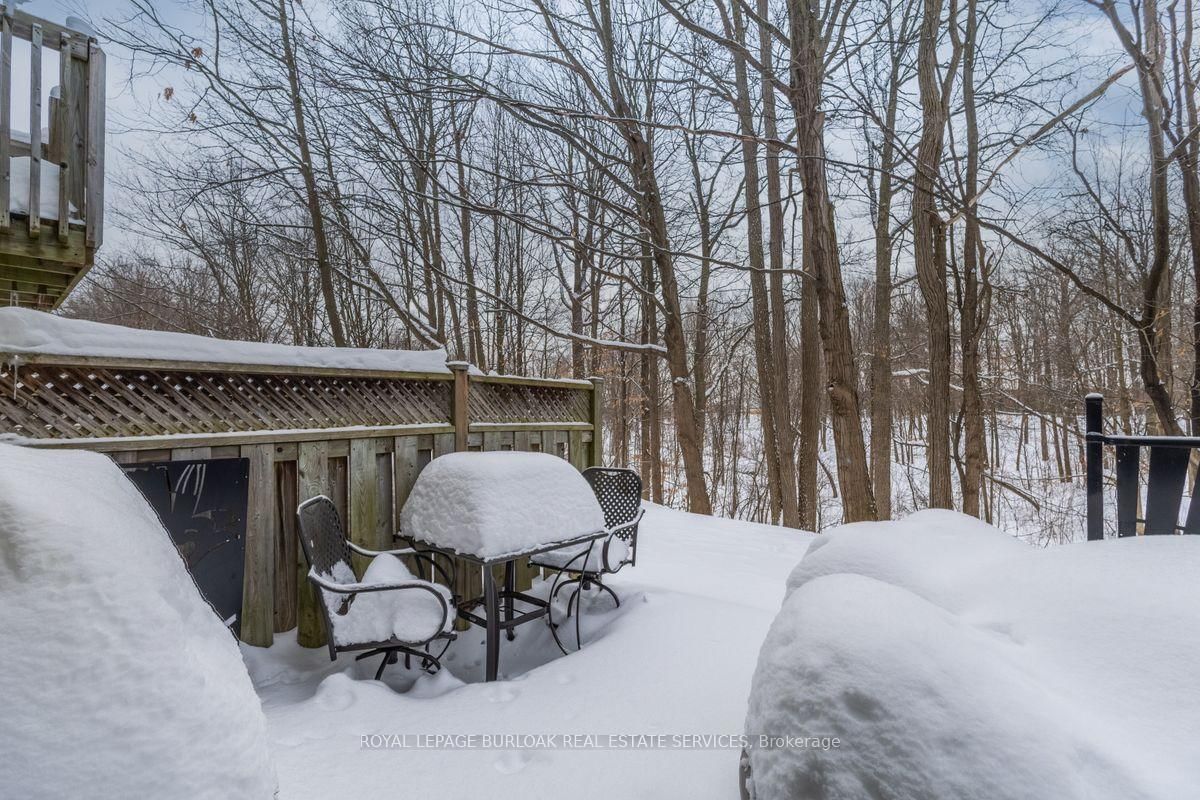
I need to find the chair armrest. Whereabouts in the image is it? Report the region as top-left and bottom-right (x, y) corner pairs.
(307, 569), (453, 633)
(605, 508), (645, 536)
(346, 541), (457, 587)
(307, 569), (443, 595)
(347, 541), (418, 558)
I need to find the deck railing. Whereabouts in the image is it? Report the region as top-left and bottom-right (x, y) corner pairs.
(0, 6), (104, 308)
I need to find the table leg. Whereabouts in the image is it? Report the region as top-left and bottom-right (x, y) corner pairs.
(484, 565), (500, 682)
(504, 560), (516, 641)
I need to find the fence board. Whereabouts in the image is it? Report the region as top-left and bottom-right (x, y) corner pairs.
(347, 439), (378, 576)
(239, 443), (274, 647)
(296, 441), (329, 647)
(273, 459), (298, 632)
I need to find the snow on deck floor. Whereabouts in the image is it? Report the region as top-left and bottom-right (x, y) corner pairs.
(244, 505), (813, 800)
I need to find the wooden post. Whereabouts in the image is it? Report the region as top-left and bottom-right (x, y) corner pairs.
(1, 10), (13, 233)
(62, 34), (86, 217)
(1085, 393), (1104, 541)
(84, 42), (105, 248)
(589, 377), (604, 467)
(27, 23), (40, 240)
(447, 363), (477, 625)
(449, 362), (470, 452)
(296, 440), (329, 648)
(239, 443), (275, 647)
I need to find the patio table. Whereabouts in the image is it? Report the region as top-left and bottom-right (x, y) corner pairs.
(397, 451), (611, 682)
(405, 531), (608, 681)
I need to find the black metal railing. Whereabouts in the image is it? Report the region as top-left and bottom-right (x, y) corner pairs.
(1085, 393), (1200, 540)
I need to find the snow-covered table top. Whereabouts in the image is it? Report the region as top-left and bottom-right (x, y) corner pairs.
(399, 451), (608, 561)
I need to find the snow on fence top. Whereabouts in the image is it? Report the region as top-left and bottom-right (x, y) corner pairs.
(400, 451), (607, 558)
(0, 307), (454, 375)
(744, 509), (1200, 800)
(0, 443), (276, 797)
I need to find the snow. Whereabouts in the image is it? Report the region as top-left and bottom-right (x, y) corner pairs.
(399, 451), (608, 558)
(318, 557), (453, 646)
(744, 510), (1200, 800)
(247, 504), (814, 800)
(0, 307), (455, 374)
(8, 157), (76, 221)
(0, 443), (275, 798)
(533, 533), (629, 572)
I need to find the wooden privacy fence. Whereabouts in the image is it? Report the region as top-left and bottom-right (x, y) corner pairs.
(2, 354), (603, 647)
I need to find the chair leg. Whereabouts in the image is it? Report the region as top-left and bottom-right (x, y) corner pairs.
(374, 651), (398, 681)
(550, 575), (582, 620)
(595, 580), (620, 609)
(566, 582), (584, 619)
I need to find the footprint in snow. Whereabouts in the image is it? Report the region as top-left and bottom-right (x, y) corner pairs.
(486, 684), (518, 703)
(314, 680), (357, 712)
(493, 750), (531, 775)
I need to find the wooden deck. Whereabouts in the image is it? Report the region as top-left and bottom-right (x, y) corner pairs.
(0, 6), (104, 309)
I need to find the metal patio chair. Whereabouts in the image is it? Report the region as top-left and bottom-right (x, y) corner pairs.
(531, 467), (644, 649)
(297, 495), (457, 680)
(1085, 393), (1200, 539)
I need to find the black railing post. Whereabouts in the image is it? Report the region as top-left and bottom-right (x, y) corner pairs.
(1085, 393), (1104, 540)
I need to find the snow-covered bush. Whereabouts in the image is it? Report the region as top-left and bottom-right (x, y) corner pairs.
(0, 444), (276, 798)
(744, 509), (1200, 800)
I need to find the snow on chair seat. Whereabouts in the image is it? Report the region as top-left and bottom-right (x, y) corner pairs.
(316, 557), (454, 647)
(533, 535), (630, 573)
(297, 495), (457, 680)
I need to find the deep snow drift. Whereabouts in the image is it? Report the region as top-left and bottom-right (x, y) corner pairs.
(745, 509), (1200, 800)
(0, 444), (275, 799)
(247, 505), (813, 800)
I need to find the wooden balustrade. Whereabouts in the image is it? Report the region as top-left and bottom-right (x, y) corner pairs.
(0, 6), (103, 309)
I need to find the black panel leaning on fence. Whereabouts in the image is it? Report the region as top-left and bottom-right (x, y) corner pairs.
(1084, 393), (1200, 540)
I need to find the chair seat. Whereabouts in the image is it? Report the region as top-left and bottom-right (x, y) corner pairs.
(318, 556), (453, 647)
(532, 536), (629, 573)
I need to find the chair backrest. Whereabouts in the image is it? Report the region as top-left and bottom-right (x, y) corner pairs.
(296, 495), (354, 579)
(583, 467), (642, 536)
(1085, 393), (1200, 539)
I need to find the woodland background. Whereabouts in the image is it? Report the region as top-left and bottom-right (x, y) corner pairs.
(60, 0), (1200, 538)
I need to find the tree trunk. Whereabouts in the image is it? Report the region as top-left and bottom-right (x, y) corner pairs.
(787, 0), (877, 522)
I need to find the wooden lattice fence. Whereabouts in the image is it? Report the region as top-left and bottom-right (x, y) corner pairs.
(1, 355), (603, 647)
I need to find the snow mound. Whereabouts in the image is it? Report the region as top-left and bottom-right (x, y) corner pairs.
(399, 451), (606, 558)
(0, 443), (276, 798)
(319, 556), (453, 646)
(745, 509), (1200, 800)
(0, 306), (452, 374)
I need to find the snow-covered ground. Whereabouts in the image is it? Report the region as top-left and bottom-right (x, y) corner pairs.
(6, 440), (1196, 799)
(245, 505), (814, 800)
